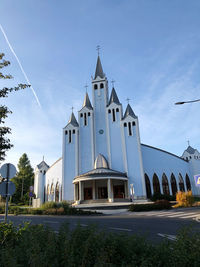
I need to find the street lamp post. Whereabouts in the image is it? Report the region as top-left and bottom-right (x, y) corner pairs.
(175, 99), (200, 105)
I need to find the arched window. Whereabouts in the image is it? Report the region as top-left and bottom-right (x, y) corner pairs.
(171, 174), (177, 196)
(116, 108), (119, 112)
(94, 84), (98, 89)
(84, 113), (87, 126)
(124, 123), (127, 127)
(162, 173), (170, 195)
(185, 174), (191, 191)
(55, 183), (59, 202)
(153, 173), (160, 194)
(100, 83), (104, 88)
(145, 174), (152, 198)
(108, 109), (111, 113)
(50, 184), (54, 195)
(69, 130), (72, 143)
(60, 186), (62, 201)
(47, 184), (50, 196)
(128, 122), (132, 136)
(112, 109), (116, 122)
(179, 173), (185, 192)
(44, 186), (46, 202)
(46, 184), (50, 201)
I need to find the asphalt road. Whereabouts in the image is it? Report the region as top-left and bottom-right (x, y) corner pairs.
(1, 207), (200, 243)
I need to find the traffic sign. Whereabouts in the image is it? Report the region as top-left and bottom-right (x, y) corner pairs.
(0, 181), (16, 196)
(0, 163), (16, 179)
(194, 174), (200, 187)
(29, 191), (34, 197)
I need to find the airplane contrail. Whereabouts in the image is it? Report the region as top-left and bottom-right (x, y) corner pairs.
(0, 24), (41, 107)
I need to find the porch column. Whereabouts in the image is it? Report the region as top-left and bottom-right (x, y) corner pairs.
(79, 181), (84, 201)
(92, 180), (95, 200)
(74, 184), (76, 201)
(107, 179), (113, 202)
(124, 181), (128, 199)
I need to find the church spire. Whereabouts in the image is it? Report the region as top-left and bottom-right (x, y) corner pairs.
(108, 87), (120, 106)
(94, 56), (105, 79)
(123, 104), (137, 119)
(68, 112), (79, 127)
(83, 92), (93, 109)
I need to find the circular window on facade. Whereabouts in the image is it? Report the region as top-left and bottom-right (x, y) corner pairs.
(99, 129), (104, 134)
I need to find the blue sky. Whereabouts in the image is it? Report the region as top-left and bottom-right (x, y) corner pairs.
(1, 0), (200, 169)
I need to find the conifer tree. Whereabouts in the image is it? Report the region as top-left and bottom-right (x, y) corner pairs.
(0, 53), (29, 161)
(12, 153), (34, 203)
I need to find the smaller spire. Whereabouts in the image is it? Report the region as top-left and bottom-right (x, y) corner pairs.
(186, 146), (196, 154)
(108, 87), (120, 105)
(123, 104), (137, 119)
(94, 56), (105, 79)
(83, 93), (93, 109)
(68, 112), (79, 127)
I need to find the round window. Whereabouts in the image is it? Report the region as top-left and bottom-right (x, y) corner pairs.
(99, 129), (104, 134)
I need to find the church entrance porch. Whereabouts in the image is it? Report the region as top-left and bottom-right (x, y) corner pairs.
(73, 179), (129, 204)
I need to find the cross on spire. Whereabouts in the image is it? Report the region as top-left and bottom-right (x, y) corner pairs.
(71, 106), (74, 113)
(187, 140), (190, 146)
(96, 45), (100, 56)
(111, 79), (115, 88)
(42, 155), (44, 161)
(84, 83), (88, 92)
(126, 98), (131, 104)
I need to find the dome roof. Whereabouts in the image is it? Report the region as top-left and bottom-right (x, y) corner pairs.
(94, 154), (108, 169)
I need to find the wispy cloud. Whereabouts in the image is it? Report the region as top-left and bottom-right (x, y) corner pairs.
(0, 24), (41, 107)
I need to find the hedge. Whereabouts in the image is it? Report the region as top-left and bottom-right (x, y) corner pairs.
(129, 200), (171, 212)
(0, 223), (200, 266)
(0, 201), (98, 216)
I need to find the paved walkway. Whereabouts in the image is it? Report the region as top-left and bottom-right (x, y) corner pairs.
(74, 200), (150, 210)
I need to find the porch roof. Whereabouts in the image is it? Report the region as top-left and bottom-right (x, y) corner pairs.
(73, 168), (128, 183)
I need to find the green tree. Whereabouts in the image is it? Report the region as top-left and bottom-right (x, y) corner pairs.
(12, 153), (34, 204)
(0, 53), (29, 161)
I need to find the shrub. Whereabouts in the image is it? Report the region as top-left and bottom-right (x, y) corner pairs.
(150, 193), (176, 202)
(0, 202), (4, 214)
(0, 223), (200, 266)
(129, 200), (171, 212)
(41, 201), (58, 209)
(175, 191), (195, 207)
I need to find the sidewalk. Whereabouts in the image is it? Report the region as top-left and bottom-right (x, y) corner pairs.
(74, 199), (150, 210)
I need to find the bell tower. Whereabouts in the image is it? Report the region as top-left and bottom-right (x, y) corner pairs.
(92, 52), (109, 160)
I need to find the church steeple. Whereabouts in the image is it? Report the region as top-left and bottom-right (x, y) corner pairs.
(68, 112), (79, 127)
(82, 92), (93, 109)
(123, 104), (137, 119)
(108, 87), (120, 106)
(94, 56), (105, 79)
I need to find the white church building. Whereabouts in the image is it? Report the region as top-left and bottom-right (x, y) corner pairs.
(33, 55), (200, 207)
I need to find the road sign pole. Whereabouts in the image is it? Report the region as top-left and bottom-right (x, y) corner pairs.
(5, 163), (9, 223)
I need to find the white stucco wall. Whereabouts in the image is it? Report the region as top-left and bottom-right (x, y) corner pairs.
(92, 78), (109, 159)
(141, 144), (199, 195)
(107, 103), (124, 172)
(62, 124), (78, 201)
(45, 157), (62, 202)
(79, 107), (94, 174)
(123, 117), (146, 198)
